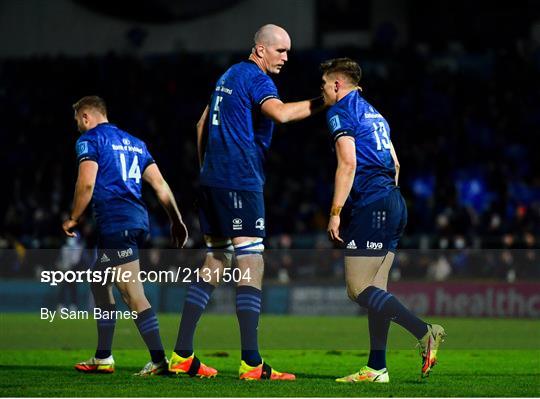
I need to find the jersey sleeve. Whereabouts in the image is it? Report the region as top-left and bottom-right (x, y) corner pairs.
(326, 108), (354, 142)
(142, 144), (156, 173)
(75, 134), (98, 163)
(249, 73), (279, 106)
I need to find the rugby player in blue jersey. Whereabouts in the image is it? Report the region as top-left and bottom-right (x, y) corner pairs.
(169, 24), (325, 380)
(62, 96), (188, 376)
(321, 58), (445, 383)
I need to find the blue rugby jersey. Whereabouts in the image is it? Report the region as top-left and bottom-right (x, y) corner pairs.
(326, 90), (396, 209)
(75, 123), (154, 234)
(200, 61), (279, 192)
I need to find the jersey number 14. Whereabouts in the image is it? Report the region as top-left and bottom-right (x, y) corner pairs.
(119, 153), (141, 183)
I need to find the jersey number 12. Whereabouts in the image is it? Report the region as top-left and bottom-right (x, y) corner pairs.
(119, 153), (141, 183)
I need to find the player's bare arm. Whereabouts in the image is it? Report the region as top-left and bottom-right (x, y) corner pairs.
(196, 105), (209, 167)
(261, 97), (325, 124)
(328, 136), (356, 243)
(390, 141), (400, 186)
(142, 163), (188, 248)
(62, 160), (98, 237)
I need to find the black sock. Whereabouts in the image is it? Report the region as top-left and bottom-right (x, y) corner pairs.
(366, 309), (390, 370)
(236, 286), (263, 366)
(356, 286), (428, 339)
(95, 304), (116, 359)
(174, 281), (215, 357)
(134, 307), (165, 363)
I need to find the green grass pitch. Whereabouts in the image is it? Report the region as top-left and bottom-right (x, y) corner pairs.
(0, 313), (539, 397)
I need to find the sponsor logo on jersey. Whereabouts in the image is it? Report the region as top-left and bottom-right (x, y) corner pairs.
(122, 138), (131, 145)
(346, 240), (357, 249)
(117, 248), (134, 259)
(216, 85), (233, 95)
(364, 106), (383, 119)
(100, 253), (110, 263)
(232, 218), (243, 230)
(329, 115), (341, 132)
(111, 144), (143, 154)
(366, 241), (383, 250)
(255, 218), (265, 230)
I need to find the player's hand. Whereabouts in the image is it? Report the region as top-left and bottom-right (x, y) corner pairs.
(327, 215), (343, 243)
(62, 218), (78, 237)
(171, 221), (188, 248)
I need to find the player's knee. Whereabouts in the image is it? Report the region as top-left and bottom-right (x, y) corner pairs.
(346, 284), (357, 302)
(132, 297), (150, 313)
(118, 289), (131, 306)
(198, 264), (222, 287)
(205, 238), (234, 268)
(346, 282), (365, 302)
(117, 286), (145, 309)
(233, 238), (264, 258)
(122, 293), (149, 312)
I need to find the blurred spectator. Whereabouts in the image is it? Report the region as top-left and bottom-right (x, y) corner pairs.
(427, 255), (452, 281)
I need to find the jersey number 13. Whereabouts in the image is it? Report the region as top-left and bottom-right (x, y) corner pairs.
(372, 122), (391, 151)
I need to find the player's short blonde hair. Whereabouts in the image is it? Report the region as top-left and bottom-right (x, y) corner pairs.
(72, 95), (107, 116)
(320, 58), (362, 86)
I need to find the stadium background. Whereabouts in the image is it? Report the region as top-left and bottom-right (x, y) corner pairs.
(0, 1), (539, 317)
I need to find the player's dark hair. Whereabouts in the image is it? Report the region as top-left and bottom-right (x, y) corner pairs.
(72, 95), (107, 116)
(320, 58), (362, 86)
